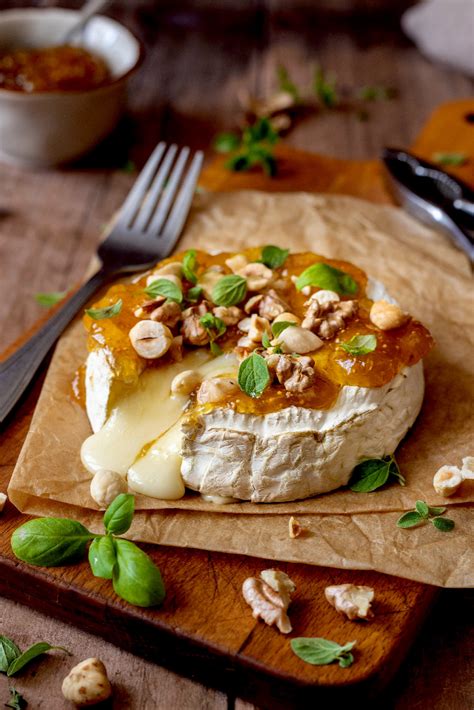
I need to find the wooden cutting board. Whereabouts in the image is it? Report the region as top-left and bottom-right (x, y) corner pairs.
(0, 100), (472, 708)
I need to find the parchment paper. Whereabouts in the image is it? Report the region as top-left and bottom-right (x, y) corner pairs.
(8, 191), (474, 586)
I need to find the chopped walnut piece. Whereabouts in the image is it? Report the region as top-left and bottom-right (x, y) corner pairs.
(258, 289), (290, 321)
(370, 300), (409, 330)
(302, 298), (358, 340)
(275, 354), (316, 393)
(150, 300), (182, 328)
(325, 584), (375, 620)
(289, 516), (302, 538)
(134, 297), (166, 318)
(242, 569), (296, 634)
(212, 305), (243, 326)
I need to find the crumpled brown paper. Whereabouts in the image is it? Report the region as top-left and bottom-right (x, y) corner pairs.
(8, 191), (474, 586)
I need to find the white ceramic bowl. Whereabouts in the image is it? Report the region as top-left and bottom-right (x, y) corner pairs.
(0, 8), (143, 167)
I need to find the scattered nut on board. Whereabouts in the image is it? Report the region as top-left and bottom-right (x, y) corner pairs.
(0, 492), (6, 513)
(62, 657), (112, 706)
(433, 465), (464, 497)
(325, 584), (375, 620)
(242, 569), (296, 634)
(90, 469), (127, 509)
(288, 516), (302, 538)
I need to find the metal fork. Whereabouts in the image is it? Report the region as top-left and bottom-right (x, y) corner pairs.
(0, 142), (204, 423)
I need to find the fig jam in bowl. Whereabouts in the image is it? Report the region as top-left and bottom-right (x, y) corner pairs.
(0, 8), (143, 167)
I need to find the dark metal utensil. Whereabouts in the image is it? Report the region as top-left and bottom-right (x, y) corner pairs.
(382, 147), (474, 263)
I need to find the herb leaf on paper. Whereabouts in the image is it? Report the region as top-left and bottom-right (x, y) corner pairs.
(349, 455), (405, 493)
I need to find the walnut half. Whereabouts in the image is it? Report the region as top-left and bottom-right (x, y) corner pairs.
(325, 584), (375, 620)
(242, 569), (296, 634)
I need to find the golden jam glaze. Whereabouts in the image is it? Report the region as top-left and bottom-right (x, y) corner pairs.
(81, 249), (434, 414)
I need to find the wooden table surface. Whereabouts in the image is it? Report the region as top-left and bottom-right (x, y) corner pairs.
(0, 2), (473, 708)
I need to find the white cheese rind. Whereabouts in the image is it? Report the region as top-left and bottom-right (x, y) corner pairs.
(181, 362), (424, 502)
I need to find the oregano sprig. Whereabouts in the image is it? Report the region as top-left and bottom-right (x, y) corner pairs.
(213, 117), (279, 177)
(11, 494), (165, 608)
(397, 501), (455, 532)
(349, 455), (405, 493)
(199, 313), (227, 356)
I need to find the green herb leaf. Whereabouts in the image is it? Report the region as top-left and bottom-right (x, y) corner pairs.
(103, 494), (135, 536)
(238, 352), (270, 398)
(350, 455), (403, 492)
(225, 153), (252, 172)
(431, 517), (455, 532)
(34, 291), (66, 307)
(415, 500), (430, 519)
(291, 637), (356, 667)
(200, 313), (226, 339)
(313, 66), (338, 108)
(262, 332), (271, 349)
(396, 511), (424, 529)
(271, 321), (296, 338)
(341, 334), (377, 356)
(88, 536), (117, 579)
(5, 687), (27, 709)
(11, 518), (94, 567)
(260, 245), (289, 269)
(357, 85), (397, 102)
(212, 274), (247, 307)
(428, 505), (447, 516)
(182, 249), (198, 284)
(144, 279), (183, 303)
(7, 643), (68, 677)
(85, 299), (122, 320)
(296, 262), (358, 295)
(277, 65), (300, 102)
(210, 341), (223, 356)
(213, 132), (240, 154)
(432, 152), (468, 167)
(113, 539), (165, 607)
(186, 285), (203, 302)
(243, 117), (278, 145)
(0, 638), (21, 673)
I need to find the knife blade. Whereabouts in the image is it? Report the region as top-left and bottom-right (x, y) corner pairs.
(382, 147), (474, 263)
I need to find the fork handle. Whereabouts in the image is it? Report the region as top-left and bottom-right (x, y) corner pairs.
(0, 267), (110, 424)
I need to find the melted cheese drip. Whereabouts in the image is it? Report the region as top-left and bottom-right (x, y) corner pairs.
(81, 352), (238, 499)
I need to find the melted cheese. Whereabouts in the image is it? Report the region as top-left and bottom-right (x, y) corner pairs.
(81, 352), (239, 499)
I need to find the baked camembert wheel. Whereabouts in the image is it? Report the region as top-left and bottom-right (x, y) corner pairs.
(80, 247), (433, 503)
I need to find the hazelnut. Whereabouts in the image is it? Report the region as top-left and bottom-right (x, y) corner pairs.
(62, 658), (112, 706)
(197, 377), (239, 405)
(276, 326), (323, 354)
(433, 465), (463, 497)
(129, 320), (173, 359)
(273, 312), (301, 326)
(171, 369), (202, 396)
(370, 300), (408, 330)
(90, 469), (127, 509)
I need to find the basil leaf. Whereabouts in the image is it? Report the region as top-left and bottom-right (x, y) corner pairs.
(35, 291), (66, 307)
(238, 352), (270, 398)
(182, 249), (198, 284)
(144, 279), (183, 303)
(0, 637), (21, 673)
(11, 518), (94, 567)
(349, 456), (403, 493)
(88, 536), (117, 579)
(396, 511), (424, 528)
(85, 299), (122, 320)
(187, 285), (203, 302)
(432, 152), (468, 167)
(341, 334), (377, 356)
(415, 500), (430, 519)
(7, 643), (68, 677)
(260, 245), (289, 269)
(271, 321), (295, 338)
(291, 637), (356, 666)
(5, 687), (27, 709)
(296, 263), (358, 295)
(262, 332), (271, 349)
(431, 517), (455, 532)
(214, 132), (240, 153)
(113, 539), (165, 608)
(428, 505), (447, 516)
(103, 494), (135, 535)
(212, 275), (247, 307)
